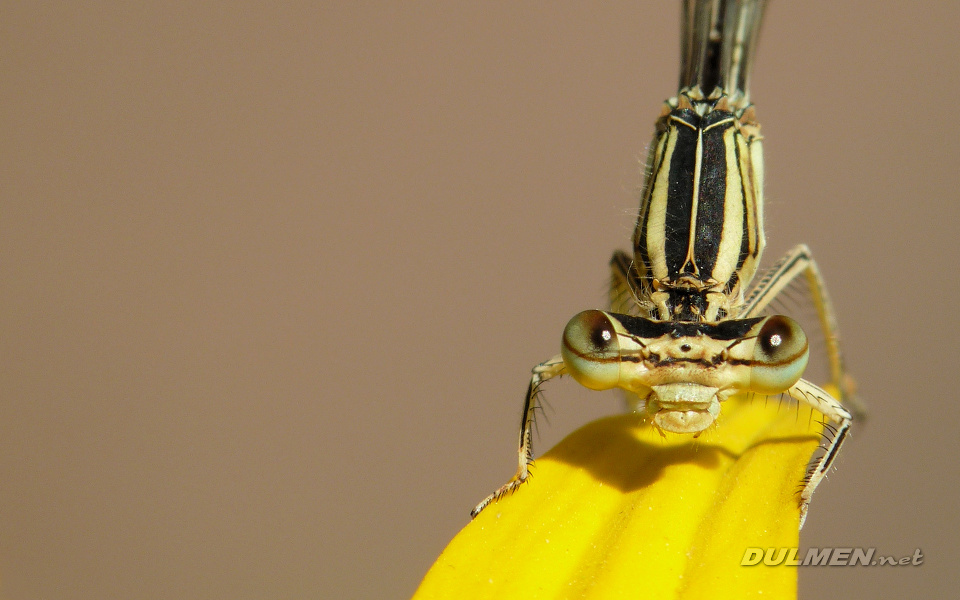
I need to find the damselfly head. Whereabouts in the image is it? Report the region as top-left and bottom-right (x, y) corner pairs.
(560, 310), (810, 433)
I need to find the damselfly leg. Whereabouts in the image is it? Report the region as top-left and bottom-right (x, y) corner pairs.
(741, 243), (864, 416)
(471, 356), (565, 518)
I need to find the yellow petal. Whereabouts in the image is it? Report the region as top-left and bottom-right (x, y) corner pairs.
(413, 395), (823, 600)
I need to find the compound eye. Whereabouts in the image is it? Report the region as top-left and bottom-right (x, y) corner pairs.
(749, 315), (809, 394)
(561, 310), (621, 390)
(755, 315), (806, 362)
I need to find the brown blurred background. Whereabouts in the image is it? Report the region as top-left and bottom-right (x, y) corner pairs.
(2, 2), (958, 598)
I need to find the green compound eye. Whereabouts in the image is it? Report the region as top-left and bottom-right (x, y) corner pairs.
(749, 315), (809, 394)
(561, 310), (621, 391)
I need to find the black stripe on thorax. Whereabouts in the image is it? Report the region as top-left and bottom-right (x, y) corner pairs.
(693, 116), (734, 277)
(733, 131), (753, 280)
(662, 111), (699, 276)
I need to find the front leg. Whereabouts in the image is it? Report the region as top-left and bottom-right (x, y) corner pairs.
(741, 244), (864, 418)
(787, 378), (852, 528)
(471, 355), (565, 518)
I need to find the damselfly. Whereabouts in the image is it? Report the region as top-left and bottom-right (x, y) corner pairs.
(473, 0), (858, 527)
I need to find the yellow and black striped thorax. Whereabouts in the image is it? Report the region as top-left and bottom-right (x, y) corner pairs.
(633, 87), (764, 322)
